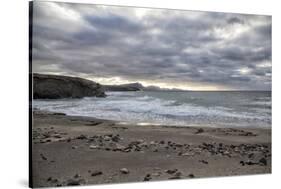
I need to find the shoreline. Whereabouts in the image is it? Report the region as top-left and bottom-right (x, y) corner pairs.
(32, 110), (271, 187)
(33, 109), (271, 130)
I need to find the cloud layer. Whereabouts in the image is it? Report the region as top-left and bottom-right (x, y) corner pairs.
(32, 1), (272, 90)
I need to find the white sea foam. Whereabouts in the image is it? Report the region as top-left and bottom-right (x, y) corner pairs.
(33, 91), (271, 128)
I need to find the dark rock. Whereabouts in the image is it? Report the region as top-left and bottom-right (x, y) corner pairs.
(259, 157), (267, 166)
(165, 169), (178, 174)
(195, 128), (204, 134)
(33, 73), (106, 99)
(91, 171), (103, 176)
(40, 153), (47, 160)
(47, 177), (52, 182)
(76, 134), (87, 140)
(112, 135), (121, 142)
(74, 174), (80, 178)
(144, 174), (152, 181)
(66, 179), (85, 186)
(160, 140), (165, 144)
(188, 174), (195, 178)
(199, 160), (208, 164)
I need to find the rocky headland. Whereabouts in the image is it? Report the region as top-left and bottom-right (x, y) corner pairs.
(33, 74), (106, 99)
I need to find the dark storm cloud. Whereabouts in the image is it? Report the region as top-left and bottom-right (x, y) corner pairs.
(32, 1), (272, 90)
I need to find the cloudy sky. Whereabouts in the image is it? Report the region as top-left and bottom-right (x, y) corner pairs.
(32, 1), (271, 91)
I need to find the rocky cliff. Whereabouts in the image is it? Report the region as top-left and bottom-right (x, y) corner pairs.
(102, 83), (144, 91)
(33, 74), (106, 99)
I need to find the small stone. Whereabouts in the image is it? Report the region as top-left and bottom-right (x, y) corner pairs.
(104, 136), (111, 141)
(115, 144), (125, 150)
(89, 145), (99, 149)
(66, 179), (85, 186)
(259, 157), (267, 166)
(112, 135), (121, 142)
(120, 168), (129, 174)
(195, 128), (204, 134)
(76, 135), (87, 140)
(182, 152), (194, 156)
(188, 174), (195, 178)
(165, 169), (178, 174)
(91, 171), (103, 176)
(74, 174), (80, 178)
(144, 174), (151, 181)
(72, 146), (78, 149)
(40, 153), (47, 160)
(199, 160), (208, 164)
(47, 177), (52, 182)
(151, 172), (161, 177)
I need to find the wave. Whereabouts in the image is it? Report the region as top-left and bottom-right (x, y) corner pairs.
(33, 91), (271, 128)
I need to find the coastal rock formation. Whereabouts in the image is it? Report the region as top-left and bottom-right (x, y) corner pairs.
(33, 73), (106, 99)
(102, 82), (144, 91)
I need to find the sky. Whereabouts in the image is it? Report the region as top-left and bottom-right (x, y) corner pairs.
(32, 1), (272, 91)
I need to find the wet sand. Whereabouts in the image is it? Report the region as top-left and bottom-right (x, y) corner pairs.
(31, 111), (271, 187)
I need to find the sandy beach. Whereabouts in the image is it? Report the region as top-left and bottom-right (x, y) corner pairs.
(31, 110), (271, 187)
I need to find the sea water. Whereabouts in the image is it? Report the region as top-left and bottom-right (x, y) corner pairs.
(33, 91), (271, 128)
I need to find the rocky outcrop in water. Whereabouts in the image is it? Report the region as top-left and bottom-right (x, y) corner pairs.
(33, 74), (106, 99)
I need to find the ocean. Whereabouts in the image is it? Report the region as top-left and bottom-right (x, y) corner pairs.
(33, 91), (271, 128)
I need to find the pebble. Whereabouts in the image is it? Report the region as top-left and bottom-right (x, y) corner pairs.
(144, 174), (152, 181)
(74, 174), (80, 178)
(120, 168), (129, 174)
(40, 153), (47, 160)
(259, 157), (267, 166)
(199, 160), (208, 164)
(89, 145), (99, 149)
(76, 135), (87, 140)
(165, 169), (178, 174)
(188, 174), (195, 178)
(66, 179), (85, 186)
(91, 171), (103, 176)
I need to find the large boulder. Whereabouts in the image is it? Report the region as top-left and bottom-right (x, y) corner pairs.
(33, 74), (106, 99)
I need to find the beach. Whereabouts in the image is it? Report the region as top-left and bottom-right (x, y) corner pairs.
(31, 110), (271, 187)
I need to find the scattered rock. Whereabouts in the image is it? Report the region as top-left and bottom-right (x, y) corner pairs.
(40, 153), (47, 160)
(89, 145), (99, 149)
(151, 172), (161, 177)
(112, 135), (121, 142)
(144, 174), (152, 181)
(72, 145), (78, 149)
(181, 152), (194, 156)
(76, 135), (87, 140)
(91, 171), (103, 177)
(120, 168), (129, 174)
(259, 157), (267, 166)
(66, 178), (85, 186)
(199, 160), (208, 164)
(165, 169), (178, 174)
(195, 128), (204, 134)
(74, 174), (80, 178)
(188, 174), (195, 178)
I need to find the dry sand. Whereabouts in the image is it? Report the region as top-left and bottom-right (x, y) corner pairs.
(31, 111), (271, 187)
